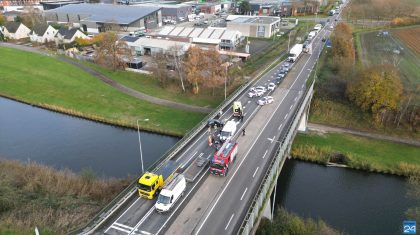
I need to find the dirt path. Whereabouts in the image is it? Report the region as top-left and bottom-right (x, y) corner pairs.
(307, 123), (420, 147)
(0, 43), (212, 114)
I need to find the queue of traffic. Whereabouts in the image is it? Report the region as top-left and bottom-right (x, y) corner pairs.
(134, 22), (323, 214)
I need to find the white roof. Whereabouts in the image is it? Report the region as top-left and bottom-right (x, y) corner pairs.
(156, 26), (241, 43)
(179, 27), (194, 37)
(133, 37), (191, 51)
(159, 26), (175, 35)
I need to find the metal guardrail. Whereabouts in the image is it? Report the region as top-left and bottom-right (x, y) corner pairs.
(238, 80), (315, 235)
(69, 53), (287, 235)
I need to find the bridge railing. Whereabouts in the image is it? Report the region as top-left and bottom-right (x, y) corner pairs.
(68, 54), (286, 235)
(238, 79), (315, 235)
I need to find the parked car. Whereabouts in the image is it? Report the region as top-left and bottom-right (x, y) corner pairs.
(274, 78), (282, 85)
(281, 66), (289, 73)
(267, 83), (276, 91)
(178, 17), (185, 22)
(207, 119), (224, 128)
(257, 96), (274, 106)
(277, 72), (286, 79)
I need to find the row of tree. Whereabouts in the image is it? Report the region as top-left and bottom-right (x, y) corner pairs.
(328, 22), (418, 129)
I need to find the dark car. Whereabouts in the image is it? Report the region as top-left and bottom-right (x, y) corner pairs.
(207, 119), (224, 128)
(274, 78), (282, 85)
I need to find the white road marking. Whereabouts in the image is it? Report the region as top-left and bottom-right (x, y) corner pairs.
(278, 123), (283, 131)
(247, 100), (251, 103)
(270, 136), (275, 143)
(110, 225), (131, 233)
(253, 167), (259, 178)
(244, 112), (247, 116)
(225, 214), (235, 230)
(240, 188), (248, 201)
(289, 105), (293, 110)
(243, 106), (246, 109)
(128, 206), (155, 235)
(104, 197), (141, 233)
(115, 222), (135, 230)
(139, 231), (152, 235)
(155, 159), (209, 235)
(181, 151), (198, 168)
(262, 150), (268, 159)
(284, 113), (288, 120)
(195, 32), (318, 234)
(294, 96), (298, 102)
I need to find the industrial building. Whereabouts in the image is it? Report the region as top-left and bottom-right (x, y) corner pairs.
(226, 15), (280, 38)
(154, 26), (242, 50)
(120, 36), (191, 56)
(134, 3), (193, 22)
(44, 3), (162, 33)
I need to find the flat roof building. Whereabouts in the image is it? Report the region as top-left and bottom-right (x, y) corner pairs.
(226, 15), (280, 38)
(154, 26), (242, 50)
(44, 3), (162, 33)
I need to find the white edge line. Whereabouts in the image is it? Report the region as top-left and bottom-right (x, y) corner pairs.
(105, 197), (141, 233)
(252, 167), (259, 178)
(224, 214), (235, 230)
(194, 40), (317, 234)
(240, 188), (248, 201)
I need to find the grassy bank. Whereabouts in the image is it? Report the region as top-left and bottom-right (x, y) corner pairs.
(0, 159), (129, 234)
(0, 47), (206, 136)
(257, 207), (341, 235)
(291, 132), (420, 176)
(80, 61), (224, 108)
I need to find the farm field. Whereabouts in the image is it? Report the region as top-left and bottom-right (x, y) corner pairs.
(358, 26), (420, 96)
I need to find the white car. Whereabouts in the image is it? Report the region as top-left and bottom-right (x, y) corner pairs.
(255, 86), (267, 93)
(257, 96), (274, 106)
(329, 25), (334, 30)
(248, 89), (264, 98)
(267, 83), (276, 91)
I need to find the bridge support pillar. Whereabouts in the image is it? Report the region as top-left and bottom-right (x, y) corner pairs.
(298, 108), (308, 132)
(262, 198), (272, 221)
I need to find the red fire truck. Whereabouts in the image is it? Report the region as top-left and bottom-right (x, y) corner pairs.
(209, 141), (238, 176)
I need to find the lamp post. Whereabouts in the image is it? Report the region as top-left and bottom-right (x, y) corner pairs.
(224, 64), (228, 99)
(136, 119), (146, 174)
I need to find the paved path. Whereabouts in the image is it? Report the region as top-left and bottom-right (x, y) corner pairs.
(308, 123), (420, 147)
(0, 42), (212, 113)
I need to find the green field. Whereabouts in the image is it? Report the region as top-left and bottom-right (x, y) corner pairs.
(358, 27), (420, 95)
(292, 132), (420, 176)
(0, 47), (206, 136)
(80, 61), (225, 108)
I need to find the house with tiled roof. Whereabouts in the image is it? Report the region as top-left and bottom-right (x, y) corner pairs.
(30, 24), (58, 43)
(55, 28), (88, 44)
(1, 22), (31, 40)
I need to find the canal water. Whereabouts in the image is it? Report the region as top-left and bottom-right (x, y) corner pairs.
(275, 160), (416, 235)
(0, 97), (416, 234)
(0, 97), (179, 178)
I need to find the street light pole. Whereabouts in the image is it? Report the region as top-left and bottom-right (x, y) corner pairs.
(136, 119), (145, 174)
(225, 65), (227, 100)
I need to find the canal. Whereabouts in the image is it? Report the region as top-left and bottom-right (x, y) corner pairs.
(275, 160), (416, 235)
(0, 97), (416, 234)
(0, 97), (179, 178)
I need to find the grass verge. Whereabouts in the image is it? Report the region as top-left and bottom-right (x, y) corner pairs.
(0, 159), (130, 234)
(291, 132), (420, 176)
(79, 61), (224, 108)
(0, 47), (206, 136)
(257, 207), (342, 235)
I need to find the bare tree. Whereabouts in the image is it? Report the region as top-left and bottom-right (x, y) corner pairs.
(94, 32), (132, 71)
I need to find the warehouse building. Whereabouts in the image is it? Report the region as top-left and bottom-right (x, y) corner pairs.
(226, 15), (280, 38)
(120, 36), (191, 56)
(154, 26), (242, 50)
(134, 4), (192, 22)
(44, 3), (162, 33)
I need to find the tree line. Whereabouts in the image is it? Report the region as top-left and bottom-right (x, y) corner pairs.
(328, 22), (418, 130)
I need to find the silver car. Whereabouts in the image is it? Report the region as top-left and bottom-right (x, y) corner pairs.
(257, 96), (274, 106)
(267, 83), (276, 91)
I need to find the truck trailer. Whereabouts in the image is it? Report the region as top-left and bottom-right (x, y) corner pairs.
(288, 44), (303, 62)
(137, 160), (179, 199)
(209, 142), (238, 176)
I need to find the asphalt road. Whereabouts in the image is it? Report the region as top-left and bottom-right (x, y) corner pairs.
(101, 8), (343, 235)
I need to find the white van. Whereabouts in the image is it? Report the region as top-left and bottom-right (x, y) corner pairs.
(155, 174), (186, 213)
(219, 120), (237, 142)
(308, 31), (317, 41)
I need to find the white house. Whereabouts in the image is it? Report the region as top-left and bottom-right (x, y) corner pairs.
(1, 22), (31, 40)
(30, 24), (58, 43)
(55, 28), (89, 44)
